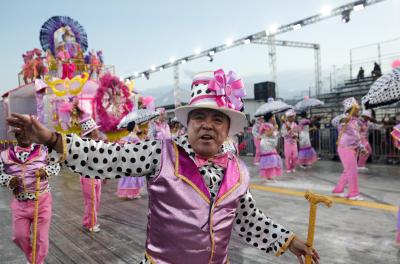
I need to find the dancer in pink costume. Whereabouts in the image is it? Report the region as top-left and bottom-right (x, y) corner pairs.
(281, 109), (299, 173)
(259, 113), (282, 180)
(391, 123), (400, 247)
(252, 116), (263, 165)
(332, 97), (368, 201)
(117, 121), (145, 199)
(357, 109), (382, 170)
(0, 131), (60, 264)
(149, 108), (171, 139)
(298, 112), (318, 168)
(79, 116), (104, 232)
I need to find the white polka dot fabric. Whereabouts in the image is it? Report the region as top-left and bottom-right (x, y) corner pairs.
(362, 67), (400, 108)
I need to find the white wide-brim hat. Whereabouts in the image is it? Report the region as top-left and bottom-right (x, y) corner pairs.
(175, 70), (247, 136)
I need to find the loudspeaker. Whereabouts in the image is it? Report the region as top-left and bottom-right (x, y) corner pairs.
(254, 81), (275, 101)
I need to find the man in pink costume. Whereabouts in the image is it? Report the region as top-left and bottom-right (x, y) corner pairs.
(79, 115), (104, 232)
(0, 130), (60, 264)
(149, 108), (171, 139)
(332, 97), (367, 201)
(357, 109), (382, 170)
(7, 69), (320, 264)
(252, 116), (263, 165)
(281, 109), (299, 173)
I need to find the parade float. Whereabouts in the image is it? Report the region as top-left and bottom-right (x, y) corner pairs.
(0, 16), (153, 142)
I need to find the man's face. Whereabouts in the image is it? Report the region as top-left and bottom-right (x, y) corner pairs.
(187, 109), (230, 158)
(287, 116), (295, 122)
(15, 131), (32, 147)
(159, 112), (166, 122)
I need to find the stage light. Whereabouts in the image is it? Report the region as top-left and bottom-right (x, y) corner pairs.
(140, 73), (145, 78)
(207, 55), (214, 62)
(341, 10), (351, 23)
(321, 5), (332, 16)
(226, 38), (234, 47)
(195, 48), (201, 55)
(159, 67), (164, 71)
(181, 59), (187, 64)
(169, 57), (176, 63)
(244, 38), (251, 45)
(208, 50), (215, 56)
(151, 65), (156, 71)
(134, 72), (138, 77)
(293, 23), (302, 31)
(266, 25), (278, 36)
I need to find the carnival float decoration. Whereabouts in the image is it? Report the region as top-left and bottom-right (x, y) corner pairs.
(1, 16), (149, 142)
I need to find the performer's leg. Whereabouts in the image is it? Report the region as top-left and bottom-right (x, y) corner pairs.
(284, 142), (291, 171)
(333, 147), (351, 193)
(346, 149), (360, 197)
(95, 180), (102, 225)
(253, 138), (261, 164)
(11, 199), (33, 262)
(35, 193), (52, 264)
(358, 139), (371, 167)
(80, 177), (93, 228)
(292, 143), (298, 171)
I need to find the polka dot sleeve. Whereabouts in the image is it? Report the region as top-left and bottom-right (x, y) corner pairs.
(64, 134), (162, 179)
(233, 190), (295, 256)
(40, 149), (61, 178)
(0, 158), (14, 189)
(44, 163), (61, 177)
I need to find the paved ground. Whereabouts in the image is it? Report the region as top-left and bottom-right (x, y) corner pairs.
(0, 158), (399, 264)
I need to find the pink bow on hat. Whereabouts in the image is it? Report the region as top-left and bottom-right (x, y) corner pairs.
(208, 69), (246, 111)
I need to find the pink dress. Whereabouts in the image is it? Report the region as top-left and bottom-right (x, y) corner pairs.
(281, 121), (299, 171)
(116, 134), (144, 198)
(298, 118), (318, 166)
(259, 123), (282, 179)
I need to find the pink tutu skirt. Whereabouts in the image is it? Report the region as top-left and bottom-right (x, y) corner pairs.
(259, 150), (282, 179)
(298, 146), (318, 165)
(116, 176), (145, 198)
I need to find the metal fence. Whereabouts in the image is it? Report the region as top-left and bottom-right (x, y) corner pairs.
(238, 128), (400, 165)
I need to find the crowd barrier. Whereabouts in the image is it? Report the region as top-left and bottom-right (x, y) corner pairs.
(238, 128), (400, 164)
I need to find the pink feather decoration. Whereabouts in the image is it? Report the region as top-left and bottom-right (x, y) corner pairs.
(95, 73), (133, 132)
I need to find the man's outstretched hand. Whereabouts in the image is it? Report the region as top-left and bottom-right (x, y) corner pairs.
(7, 114), (52, 145)
(288, 236), (320, 264)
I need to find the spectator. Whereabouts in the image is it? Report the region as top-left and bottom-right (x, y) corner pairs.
(357, 67), (364, 81)
(371, 62), (382, 78)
